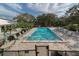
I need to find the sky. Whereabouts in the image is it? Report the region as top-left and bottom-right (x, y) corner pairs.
(0, 3), (77, 20)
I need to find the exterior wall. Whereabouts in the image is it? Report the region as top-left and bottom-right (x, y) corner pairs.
(49, 51), (51, 56)
(50, 51), (79, 56)
(3, 51), (18, 56)
(1, 50), (36, 56)
(18, 50), (36, 56)
(1, 49), (79, 56)
(66, 51), (79, 56)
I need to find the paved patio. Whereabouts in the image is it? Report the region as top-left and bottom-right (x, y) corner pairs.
(0, 27), (79, 56)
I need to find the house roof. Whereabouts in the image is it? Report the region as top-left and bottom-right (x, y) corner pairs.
(0, 19), (13, 26)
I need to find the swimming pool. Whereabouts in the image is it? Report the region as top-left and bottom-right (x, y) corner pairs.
(26, 27), (61, 41)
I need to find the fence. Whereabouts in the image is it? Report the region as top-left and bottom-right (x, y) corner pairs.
(1, 49), (79, 56)
(50, 50), (79, 56)
(0, 49), (35, 56)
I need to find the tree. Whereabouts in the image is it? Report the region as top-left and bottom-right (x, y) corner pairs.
(65, 4), (79, 24)
(36, 13), (60, 27)
(67, 4), (79, 16)
(15, 13), (35, 29)
(63, 4), (79, 31)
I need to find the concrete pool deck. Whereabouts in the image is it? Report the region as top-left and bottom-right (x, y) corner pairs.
(1, 39), (79, 52)
(0, 27), (79, 56)
(0, 39), (69, 51)
(0, 27), (78, 50)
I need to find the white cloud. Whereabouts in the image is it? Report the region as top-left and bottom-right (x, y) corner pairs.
(27, 3), (51, 13)
(5, 3), (22, 9)
(0, 5), (19, 17)
(5, 3), (24, 13)
(27, 3), (76, 17)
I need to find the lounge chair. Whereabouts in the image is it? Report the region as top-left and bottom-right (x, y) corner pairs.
(7, 35), (16, 41)
(16, 33), (20, 37)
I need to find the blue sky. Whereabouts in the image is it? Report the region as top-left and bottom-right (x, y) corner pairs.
(0, 3), (77, 20)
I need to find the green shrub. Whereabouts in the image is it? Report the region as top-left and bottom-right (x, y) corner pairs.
(64, 24), (79, 31)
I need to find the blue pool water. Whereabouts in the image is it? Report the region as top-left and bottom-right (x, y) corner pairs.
(27, 27), (61, 41)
